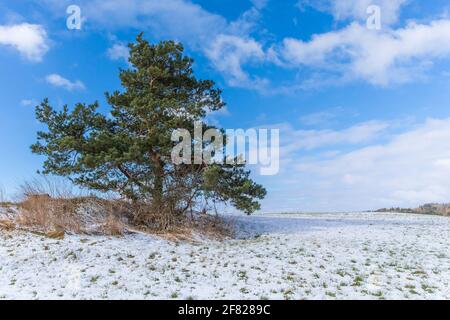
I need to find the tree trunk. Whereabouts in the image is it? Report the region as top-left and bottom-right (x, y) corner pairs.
(151, 156), (170, 229)
(152, 156), (164, 207)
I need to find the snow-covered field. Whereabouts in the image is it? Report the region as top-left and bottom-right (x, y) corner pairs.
(0, 212), (449, 300)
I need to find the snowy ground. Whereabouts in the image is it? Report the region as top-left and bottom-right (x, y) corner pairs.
(0, 212), (449, 300)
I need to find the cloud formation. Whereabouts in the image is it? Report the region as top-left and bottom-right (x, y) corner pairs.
(45, 74), (85, 91)
(261, 118), (450, 212)
(41, 0), (267, 89)
(297, 0), (408, 26)
(20, 99), (37, 107)
(278, 20), (450, 86)
(37, 0), (450, 89)
(107, 43), (130, 63)
(0, 23), (49, 61)
(279, 120), (389, 154)
(205, 35), (268, 89)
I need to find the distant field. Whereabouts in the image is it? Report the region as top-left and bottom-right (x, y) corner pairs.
(0, 212), (449, 299)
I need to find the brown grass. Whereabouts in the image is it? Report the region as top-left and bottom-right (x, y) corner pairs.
(0, 219), (15, 230)
(17, 196), (83, 233)
(0, 177), (235, 241)
(101, 214), (126, 236)
(149, 214), (235, 242)
(12, 196), (234, 240)
(192, 214), (235, 240)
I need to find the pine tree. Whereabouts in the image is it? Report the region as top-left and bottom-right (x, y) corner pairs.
(31, 34), (266, 228)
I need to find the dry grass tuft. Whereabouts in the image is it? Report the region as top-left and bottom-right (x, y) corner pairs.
(153, 214), (235, 242)
(0, 219), (15, 230)
(17, 196), (83, 233)
(46, 228), (65, 240)
(193, 214), (235, 240)
(101, 214), (126, 236)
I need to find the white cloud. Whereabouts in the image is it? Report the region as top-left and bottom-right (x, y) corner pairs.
(20, 99), (37, 107)
(204, 3), (270, 90)
(41, 0), (227, 46)
(279, 120), (389, 154)
(40, 0), (450, 90)
(107, 43), (129, 63)
(297, 0), (408, 26)
(46, 74), (85, 91)
(299, 107), (347, 126)
(40, 0), (268, 89)
(279, 20), (450, 86)
(251, 0), (268, 10)
(260, 118), (450, 212)
(0, 23), (49, 61)
(205, 35), (268, 89)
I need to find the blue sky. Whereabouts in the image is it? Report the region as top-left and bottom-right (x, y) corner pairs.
(2, 0), (450, 212)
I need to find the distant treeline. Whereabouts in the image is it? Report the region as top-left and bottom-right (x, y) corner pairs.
(375, 203), (450, 216)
